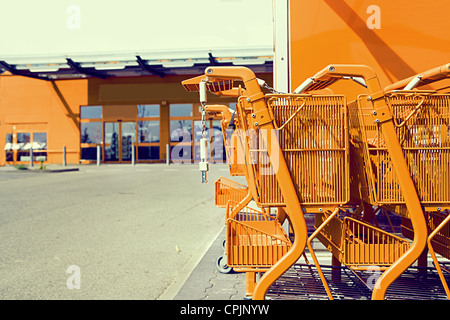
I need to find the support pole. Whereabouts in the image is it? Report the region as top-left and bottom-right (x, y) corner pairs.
(97, 145), (101, 166)
(166, 144), (170, 165)
(63, 146), (67, 166)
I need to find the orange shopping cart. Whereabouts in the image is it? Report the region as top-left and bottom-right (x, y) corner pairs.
(183, 66), (352, 299)
(295, 64), (450, 300)
(201, 104), (248, 208)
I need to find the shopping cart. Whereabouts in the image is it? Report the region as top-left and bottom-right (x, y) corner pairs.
(296, 64), (450, 299)
(183, 76), (292, 296)
(203, 104), (246, 178)
(197, 104), (248, 208)
(183, 66), (352, 299)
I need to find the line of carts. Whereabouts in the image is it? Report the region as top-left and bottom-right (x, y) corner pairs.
(182, 63), (450, 300)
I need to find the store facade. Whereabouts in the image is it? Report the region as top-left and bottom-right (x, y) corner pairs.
(0, 51), (273, 166)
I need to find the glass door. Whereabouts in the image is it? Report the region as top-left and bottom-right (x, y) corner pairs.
(121, 122), (136, 162)
(105, 122), (120, 162)
(104, 122), (136, 163)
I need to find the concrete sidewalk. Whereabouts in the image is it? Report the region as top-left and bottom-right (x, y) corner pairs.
(0, 163), (79, 173)
(174, 227), (247, 300)
(173, 225), (333, 300)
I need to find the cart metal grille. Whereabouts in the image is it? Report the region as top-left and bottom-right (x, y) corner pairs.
(252, 95), (349, 206)
(267, 263), (450, 300)
(350, 93), (450, 207)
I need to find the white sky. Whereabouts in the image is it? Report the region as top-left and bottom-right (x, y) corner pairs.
(0, 0), (274, 57)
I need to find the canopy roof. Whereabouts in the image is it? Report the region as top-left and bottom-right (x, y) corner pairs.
(0, 48), (273, 81)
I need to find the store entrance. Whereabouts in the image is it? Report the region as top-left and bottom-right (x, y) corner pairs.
(104, 121), (136, 162)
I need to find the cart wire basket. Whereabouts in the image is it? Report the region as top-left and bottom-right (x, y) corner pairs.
(214, 176), (249, 208)
(226, 200), (292, 268)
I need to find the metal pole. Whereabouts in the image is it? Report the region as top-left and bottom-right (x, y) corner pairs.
(132, 145), (135, 166)
(30, 148), (33, 167)
(166, 143), (170, 165)
(63, 146), (67, 166)
(97, 145), (101, 166)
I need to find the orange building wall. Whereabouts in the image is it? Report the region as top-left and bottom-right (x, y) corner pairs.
(288, 0), (450, 96)
(0, 72), (273, 166)
(0, 75), (87, 166)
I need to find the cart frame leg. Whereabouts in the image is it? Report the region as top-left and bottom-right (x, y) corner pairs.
(369, 97), (428, 300)
(307, 207), (340, 300)
(427, 213), (450, 299)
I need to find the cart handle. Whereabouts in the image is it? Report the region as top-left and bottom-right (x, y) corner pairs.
(204, 105), (234, 121)
(204, 66), (263, 97)
(384, 63), (450, 91)
(181, 74), (239, 95)
(293, 64), (382, 95)
(182, 66), (266, 97)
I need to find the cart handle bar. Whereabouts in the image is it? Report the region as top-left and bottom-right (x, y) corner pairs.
(293, 64), (382, 95)
(385, 63), (450, 91)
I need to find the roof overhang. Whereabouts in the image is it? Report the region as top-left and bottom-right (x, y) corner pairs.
(0, 48), (273, 81)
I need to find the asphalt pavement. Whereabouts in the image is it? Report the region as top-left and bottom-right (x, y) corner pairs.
(0, 163), (238, 300)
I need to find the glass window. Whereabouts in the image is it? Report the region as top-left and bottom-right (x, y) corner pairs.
(17, 132), (30, 144)
(138, 146), (160, 160)
(5, 151), (13, 161)
(5, 133), (13, 161)
(17, 132), (31, 150)
(81, 122), (102, 144)
(5, 133), (12, 151)
(81, 106), (102, 119)
(138, 104), (159, 118)
(81, 147), (102, 160)
(170, 104), (193, 117)
(138, 121), (159, 143)
(6, 133), (12, 144)
(170, 145), (191, 162)
(170, 120), (192, 142)
(33, 132), (47, 150)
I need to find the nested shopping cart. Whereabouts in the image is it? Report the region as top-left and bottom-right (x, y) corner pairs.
(183, 66), (353, 299)
(183, 76), (294, 296)
(199, 104), (249, 208)
(183, 77), (249, 207)
(295, 63), (450, 299)
(204, 104), (246, 178)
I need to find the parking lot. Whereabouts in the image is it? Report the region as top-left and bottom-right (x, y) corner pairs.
(0, 163), (236, 299)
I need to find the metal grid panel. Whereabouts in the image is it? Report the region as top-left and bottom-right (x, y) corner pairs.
(351, 93), (450, 206)
(214, 177), (248, 208)
(267, 263), (450, 300)
(254, 95), (349, 206)
(343, 217), (410, 267)
(226, 202), (291, 268)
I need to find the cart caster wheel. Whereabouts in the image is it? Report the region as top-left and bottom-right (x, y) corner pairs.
(216, 254), (233, 274)
(243, 295), (253, 300)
